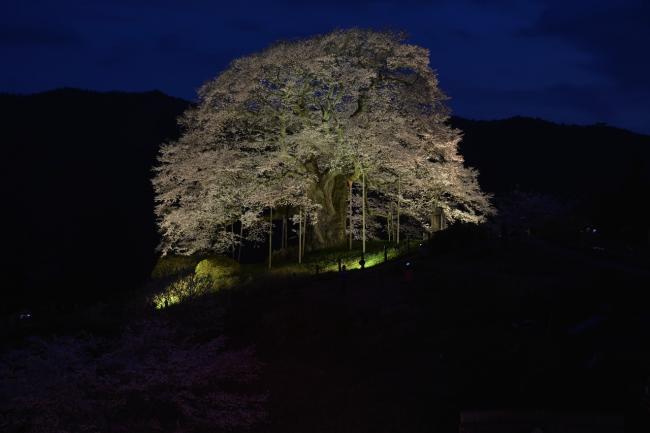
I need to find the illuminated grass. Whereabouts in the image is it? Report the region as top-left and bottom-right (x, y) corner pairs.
(303, 240), (410, 271)
(153, 240), (417, 309)
(195, 256), (240, 286)
(151, 254), (202, 279)
(152, 274), (212, 309)
(153, 256), (240, 309)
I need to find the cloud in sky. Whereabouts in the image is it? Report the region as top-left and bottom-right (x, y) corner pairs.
(1, 0), (648, 134)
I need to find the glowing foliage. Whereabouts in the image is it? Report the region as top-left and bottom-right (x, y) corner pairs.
(151, 254), (201, 279)
(152, 274), (213, 309)
(153, 29), (493, 255)
(195, 256), (240, 286)
(152, 256), (240, 308)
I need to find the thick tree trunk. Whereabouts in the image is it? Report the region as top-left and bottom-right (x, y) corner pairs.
(309, 172), (349, 248)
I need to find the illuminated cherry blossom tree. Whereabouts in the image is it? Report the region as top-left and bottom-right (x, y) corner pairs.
(153, 29), (493, 257)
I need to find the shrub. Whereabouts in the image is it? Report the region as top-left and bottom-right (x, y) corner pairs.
(195, 256), (240, 288)
(152, 274), (212, 309)
(151, 255), (201, 279)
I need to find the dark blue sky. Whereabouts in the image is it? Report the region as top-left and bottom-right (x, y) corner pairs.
(2, 0), (648, 133)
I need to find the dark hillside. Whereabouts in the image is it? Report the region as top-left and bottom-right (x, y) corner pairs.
(452, 116), (650, 242)
(1, 89), (190, 312)
(452, 116), (650, 196)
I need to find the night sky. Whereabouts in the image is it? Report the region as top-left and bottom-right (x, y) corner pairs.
(2, 0), (648, 134)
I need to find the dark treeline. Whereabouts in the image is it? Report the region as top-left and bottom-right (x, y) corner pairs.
(453, 116), (650, 246)
(1, 89), (648, 313)
(1, 89), (189, 313)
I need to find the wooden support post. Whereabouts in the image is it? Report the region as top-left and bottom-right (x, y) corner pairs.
(268, 207), (273, 270)
(388, 211), (392, 242)
(298, 208), (302, 264)
(348, 181), (353, 251)
(397, 177), (400, 245)
(302, 212), (307, 260)
(282, 213), (289, 248)
(238, 220), (243, 262)
(231, 224), (235, 259)
(362, 171), (366, 254)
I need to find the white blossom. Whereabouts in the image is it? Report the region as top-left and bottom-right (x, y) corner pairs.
(153, 29), (493, 255)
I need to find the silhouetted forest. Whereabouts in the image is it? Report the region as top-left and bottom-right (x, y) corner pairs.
(453, 116), (650, 242)
(2, 89), (648, 313)
(1, 89), (188, 312)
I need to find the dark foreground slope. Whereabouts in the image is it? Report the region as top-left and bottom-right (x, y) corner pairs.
(2, 238), (646, 432)
(1, 89), (648, 312)
(230, 239), (647, 432)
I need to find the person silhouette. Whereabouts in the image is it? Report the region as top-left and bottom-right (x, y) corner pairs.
(403, 261), (413, 283)
(339, 264), (348, 291)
